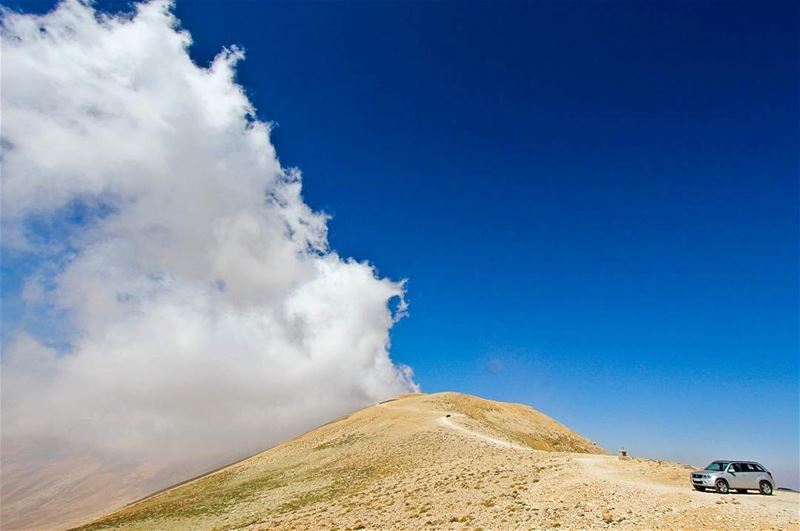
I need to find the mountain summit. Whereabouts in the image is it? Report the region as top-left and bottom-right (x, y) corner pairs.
(77, 392), (798, 530)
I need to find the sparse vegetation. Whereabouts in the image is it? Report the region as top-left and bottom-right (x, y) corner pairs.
(74, 392), (799, 531)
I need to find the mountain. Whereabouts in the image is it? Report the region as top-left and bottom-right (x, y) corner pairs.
(0, 447), (209, 531)
(75, 392), (798, 530)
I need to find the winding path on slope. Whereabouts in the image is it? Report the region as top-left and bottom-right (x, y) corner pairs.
(378, 400), (699, 494)
(435, 414), (528, 450)
(376, 401), (527, 450)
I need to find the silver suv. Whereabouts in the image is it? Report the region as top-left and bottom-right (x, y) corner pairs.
(690, 461), (774, 495)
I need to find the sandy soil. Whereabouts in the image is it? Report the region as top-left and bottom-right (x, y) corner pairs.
(76, 392), (799, 531)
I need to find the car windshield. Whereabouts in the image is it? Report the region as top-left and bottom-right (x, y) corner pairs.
(704, 462), (729, 471)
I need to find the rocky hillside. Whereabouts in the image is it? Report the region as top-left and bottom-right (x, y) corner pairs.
(75, 392), (798, 530)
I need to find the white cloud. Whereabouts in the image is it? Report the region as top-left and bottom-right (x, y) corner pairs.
(0, 0), (416, 521)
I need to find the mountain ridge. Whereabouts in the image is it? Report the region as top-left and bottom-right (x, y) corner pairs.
(75, 392), (798, 530)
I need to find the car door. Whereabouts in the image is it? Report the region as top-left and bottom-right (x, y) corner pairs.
(727, 462), (746, 489)
(742, 463), (761, 489)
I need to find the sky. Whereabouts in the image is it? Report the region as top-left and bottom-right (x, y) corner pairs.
(2, 0), (798, 489)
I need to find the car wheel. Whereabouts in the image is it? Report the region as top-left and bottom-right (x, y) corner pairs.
(693, 486), (705, 492)
(715, 479), (729, 494)
(759, 481), (773, 496)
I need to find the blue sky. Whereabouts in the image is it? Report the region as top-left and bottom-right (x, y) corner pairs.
(5, 1), (798, 487)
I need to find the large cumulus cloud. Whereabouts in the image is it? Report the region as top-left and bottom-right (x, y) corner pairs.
(0, 0), (416, 514)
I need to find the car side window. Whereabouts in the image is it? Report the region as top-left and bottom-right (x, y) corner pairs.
(751, 464), (764, 472)
(731, 463), (743, 472)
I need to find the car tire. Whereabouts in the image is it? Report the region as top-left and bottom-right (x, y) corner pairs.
(759, 481), (773, 496)
(693, 486), (705, 492)
(715, 479), (729, 494)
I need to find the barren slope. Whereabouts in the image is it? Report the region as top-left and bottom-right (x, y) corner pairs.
(76, 392), (799, 531)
